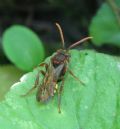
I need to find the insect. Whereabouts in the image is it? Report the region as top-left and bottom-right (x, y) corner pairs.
(50, 23), (92, 113)
(22, 23), (92, 113)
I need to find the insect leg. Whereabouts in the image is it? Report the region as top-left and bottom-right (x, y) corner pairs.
(58, 78), (64, 113)
(39, 62), (48, 70)
(40, 70), (46, 76)
(68, 69), (85, 86)
(21, 70), (42, 97)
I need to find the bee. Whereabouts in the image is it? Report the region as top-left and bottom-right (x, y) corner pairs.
(50, 23), (92, 113)
(22, 23), (92, 113)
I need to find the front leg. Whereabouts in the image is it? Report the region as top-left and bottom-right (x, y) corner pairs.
(65, 61), (85, 85)
(39, 62), (49, 71)
(68, 69), (85, 86)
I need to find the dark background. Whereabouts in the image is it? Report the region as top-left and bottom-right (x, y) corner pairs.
(0, 0), (104, 64)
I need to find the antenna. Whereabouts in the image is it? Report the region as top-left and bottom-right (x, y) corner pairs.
(68, 36), (93, 50)
(55, 23), (65, 49)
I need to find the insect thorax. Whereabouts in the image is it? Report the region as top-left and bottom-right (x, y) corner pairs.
(51, 49), (70, 67)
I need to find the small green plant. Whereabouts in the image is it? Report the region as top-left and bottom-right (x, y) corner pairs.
(2, 25), (45, 71)
(89, 0), (120, 47)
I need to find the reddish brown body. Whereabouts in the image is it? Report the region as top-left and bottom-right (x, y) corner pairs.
(36, 63), (56, 102)
(51, 50), (70, 66)
(51, 50), (69, 79)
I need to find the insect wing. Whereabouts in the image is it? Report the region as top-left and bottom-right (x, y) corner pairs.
(54, 64), (64, 80)
(36, 62), (56, 102)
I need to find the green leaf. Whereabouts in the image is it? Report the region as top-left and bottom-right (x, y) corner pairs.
(0, 50), (120, 129)
(2, 25), (45, 71)
(89, 0), (120, 46)
(0, 65), (24, 100)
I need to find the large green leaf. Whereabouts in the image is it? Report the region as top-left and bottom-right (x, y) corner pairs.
(0, 50), (120, 129)
(89, 0), (120, 47)
(3, 25), (45, 71)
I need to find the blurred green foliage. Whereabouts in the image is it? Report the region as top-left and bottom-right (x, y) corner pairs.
(3, 25), (45, 71)
(0, 65), (24, 100)
(90, 0), (120, 47)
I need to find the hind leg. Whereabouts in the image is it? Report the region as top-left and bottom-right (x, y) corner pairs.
(21, 70), (45, 97)
(58, 78), (64, 113)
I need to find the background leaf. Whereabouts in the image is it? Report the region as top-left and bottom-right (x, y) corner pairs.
(89, 0), (120, 47)
(2, 25), (45, 71)
(0, 50), (120, 129)
(0, 65), (24, 100)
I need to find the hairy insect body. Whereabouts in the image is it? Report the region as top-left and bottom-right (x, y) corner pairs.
(51, 50), (70, 83)
(36, 62), (64, 103)
(36, 63), (56, 102)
